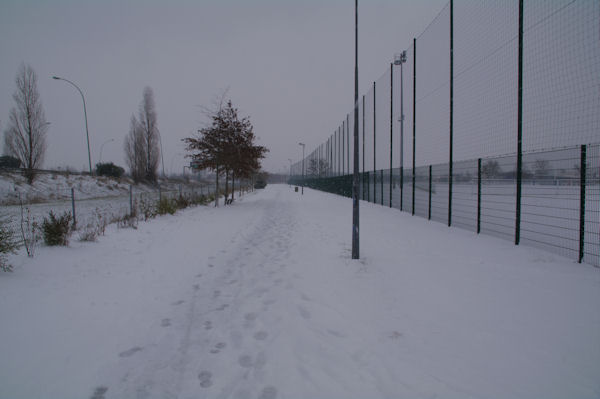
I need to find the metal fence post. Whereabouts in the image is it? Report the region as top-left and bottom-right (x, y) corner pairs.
(367, 171), (370, 202)
(428, 165), (432, 220)
(71, 188), (77, 229)
(380, 169), (384, 206)
(579, 144), (586, 263)
(412, 37), (417, 216)
(390, 62), (394, 208)
(373, 81), (377, 201)
(448, 0), (454, 227)
(477, 158), (482, 234)
(129, 184), (133, 217)
(515, 0), (523, 246)
(400, 166), (404, 211)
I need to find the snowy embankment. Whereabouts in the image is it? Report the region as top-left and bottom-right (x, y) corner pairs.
(0, 185), (598, 399)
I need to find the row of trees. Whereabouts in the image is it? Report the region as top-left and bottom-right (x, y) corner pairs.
(183, 99), (268, 206)
(0, 63), (161, 184)
(2, 64), (267, 191)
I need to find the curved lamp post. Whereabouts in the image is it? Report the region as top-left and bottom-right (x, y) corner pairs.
(52, 76), (92, 174)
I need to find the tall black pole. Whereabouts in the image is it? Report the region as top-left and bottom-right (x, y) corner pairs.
(373, 81), (377, 203)
(347, 114), (350, 175)
(389, 62), (393, 208)
(352, 0), (360, 259)
(448, 0), (454, 227)
(412, 38), (417, 215)
(515, 0), (523, 245)
(342, 120), (345, 175)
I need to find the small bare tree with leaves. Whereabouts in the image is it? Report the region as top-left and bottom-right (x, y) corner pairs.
(3, 63), (48, 184)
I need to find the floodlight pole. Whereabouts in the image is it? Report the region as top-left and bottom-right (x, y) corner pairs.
(352, 0), (360, 259)
(52, 76), (92, 174)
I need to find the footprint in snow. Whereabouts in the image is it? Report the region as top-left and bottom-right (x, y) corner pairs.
(198, 371), (213, 388)
(119, 346), (142, 358)
(161, 318), (171, 327)
(297, 306), (311, 320)
(90, 386), (108, 399)
(210, 342), (227, 354)
(244, 313), (258, 321)
(258, 386), (278, 399)
(171, 300), (185, 306)
(216, 304), (229, 311)
(238, 355), (253, 368)
(204, 321), (213, 330)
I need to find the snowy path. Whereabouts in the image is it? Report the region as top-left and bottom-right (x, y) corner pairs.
(1, 185), (599, 399)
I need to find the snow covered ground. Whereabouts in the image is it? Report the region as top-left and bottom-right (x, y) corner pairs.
(1, 184), (599, 399)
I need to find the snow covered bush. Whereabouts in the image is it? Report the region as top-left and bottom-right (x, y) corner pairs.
(42, 211), (72, 246)
(0, 215), (19, 272)
(139, 196), (157, 220)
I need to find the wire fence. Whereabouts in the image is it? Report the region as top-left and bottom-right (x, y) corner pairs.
(290, 0), (600, 267)
(2, 177), (253, 247)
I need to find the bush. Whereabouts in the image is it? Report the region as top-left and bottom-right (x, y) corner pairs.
(139, 196), (157, 220)
(117, 213), (138, 229)
(0, 216), (19, 272)
(157, 198), (177, 215)
(78, 210), (107, 242)
(175, 195), (190, 210)
(95, 162), (125, 178)
(42, 211), (72, 246)
(0, 155), (21, 169)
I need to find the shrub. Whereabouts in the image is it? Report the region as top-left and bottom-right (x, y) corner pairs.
(117, 213), (138, 229)
(95, 162), (125, 178)
(78, 210), (107, 242)
(139, 196), (157, 220)
(42, 211), (72, 246)
(175, 195), (190, 210)
(19, 202), (39, 257)
(0, 155), (21, 169)
(157, 198), (177, 215)
(0, 215), (19, 272)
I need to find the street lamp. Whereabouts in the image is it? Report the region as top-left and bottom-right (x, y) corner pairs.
(393, 51), (407, 211)
(393, 51), (407, 172)
(298, 143), (305, 195)
(52, 76), (92, 174)
(99, 138), (114, 163)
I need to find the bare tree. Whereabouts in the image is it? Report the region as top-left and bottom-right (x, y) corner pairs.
(123, 87), (161, 183)
(139, 87), (160, 182)
(3, 63), (48, 183)
(124, 115), (146, 182)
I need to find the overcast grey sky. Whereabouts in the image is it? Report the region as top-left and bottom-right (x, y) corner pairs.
(1, 0), (447, 174)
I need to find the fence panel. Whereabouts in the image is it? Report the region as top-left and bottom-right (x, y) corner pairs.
(288, 1), (599, 267)
(452, 159), (478, 232)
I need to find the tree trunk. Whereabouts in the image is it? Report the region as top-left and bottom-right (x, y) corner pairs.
(225, 169), (229, 204)
(215, 164), (219, 207)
